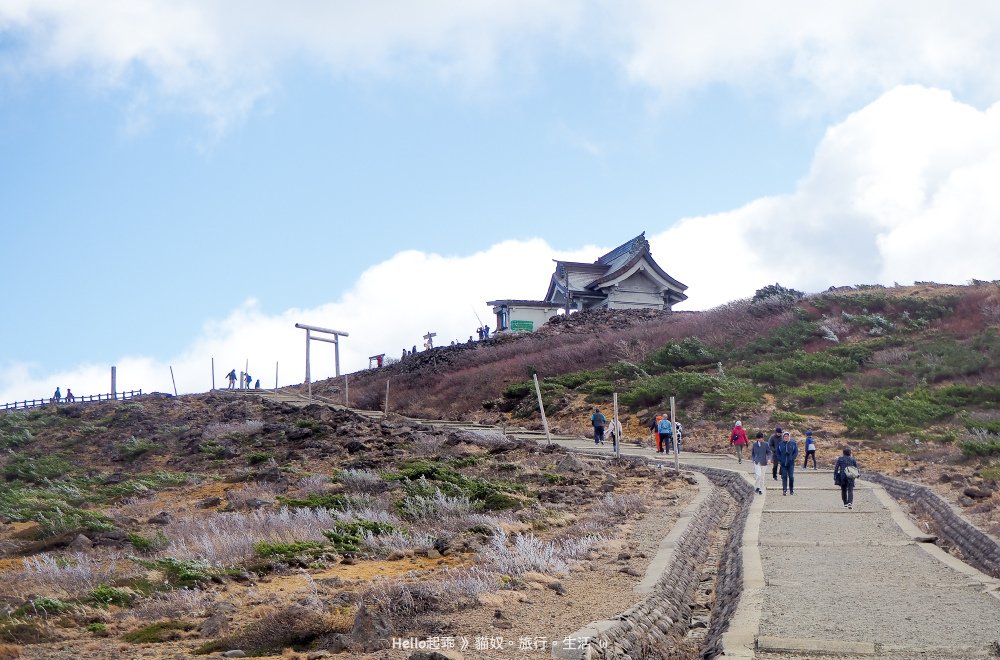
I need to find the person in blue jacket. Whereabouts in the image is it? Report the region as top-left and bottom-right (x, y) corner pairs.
(658, 415), (674, 453)
(776, 431), (799, 495)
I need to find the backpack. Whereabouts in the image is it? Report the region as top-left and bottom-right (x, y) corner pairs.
(593, 413), (606, 427)
(844, 464), (860, 480)
(731, 432), (740, 443)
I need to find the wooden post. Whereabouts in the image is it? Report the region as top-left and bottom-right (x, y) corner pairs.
(111, 366), (117, 399)
(334, 335), (341, 377)
(344, 375), (349, 407)
(244, 359), (249, 390)
(211, 357), (215, 390)
(613, 392), (620, 458)
(170, 366), (178, 396)
(532, 373), (551, 445)
(305, 328), (312, 399)
(274, 362), (279, 394)
(383, 379), (390, 418)
(671, 396), (679, 471)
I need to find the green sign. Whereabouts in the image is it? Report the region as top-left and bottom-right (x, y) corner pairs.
(510, 320), (534, 332)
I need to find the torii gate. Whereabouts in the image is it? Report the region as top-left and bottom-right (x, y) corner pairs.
(295, 323), (349, 398)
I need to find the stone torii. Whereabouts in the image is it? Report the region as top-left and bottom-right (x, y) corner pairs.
(423, 331), (437, 350)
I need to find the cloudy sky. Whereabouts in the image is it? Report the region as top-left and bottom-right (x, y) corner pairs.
(2, 1), (999, 402)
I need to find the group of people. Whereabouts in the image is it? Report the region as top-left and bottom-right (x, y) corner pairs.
(588, 408), (683, 454)
(476, 325), (491, 340)
(737, 423), (859, 507)
(51, 387), (75, 403)
(226, 369), (259, 390)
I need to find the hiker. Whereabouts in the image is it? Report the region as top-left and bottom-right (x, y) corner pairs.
(730, 421), (748, 464)
(244, 372), (252, 389)
(776, 431), (799, 496)
(254, 379), (261, 389)
(591, 408), (607, 445)
(483, 325), (490, 338)
(412, 345), (417, 355)
(608, 416), (623, 452)
(658, 415), (674, 454)
(751, 432), (770, 495)
(803, 430), (817, 469)
(650, 415), (662, 452)
(834, 447), (860, 509)
(53, 387), (61, 403)
(65, 389), (75, 403)
(226, 370), (237, 389)
(768, 427), (782, 480)
(468, 336), (474, 344)
(476, 327), (484, 340)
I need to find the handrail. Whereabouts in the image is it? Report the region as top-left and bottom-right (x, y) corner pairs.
(0, 389), (143, 412)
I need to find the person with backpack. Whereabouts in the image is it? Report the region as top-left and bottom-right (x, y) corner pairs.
(750, 432), (770, 494)
(768, 427), (782, 480)
(591, 408), (607, 445)
(658, 415), (674, 453)
(803, 430), (818, 469)
(730, 421), (748, 464)
(776, 431), (799, 496)
(834, 447), (860, 509)
(226, 370), (237, 389)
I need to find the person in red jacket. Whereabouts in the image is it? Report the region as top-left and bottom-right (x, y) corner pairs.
(730, 420), (749, 464)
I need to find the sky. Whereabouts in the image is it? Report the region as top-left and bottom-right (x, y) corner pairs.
(2, 1), (1000, 402)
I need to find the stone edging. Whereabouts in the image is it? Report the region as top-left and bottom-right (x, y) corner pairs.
(865, 472), (1000, 580)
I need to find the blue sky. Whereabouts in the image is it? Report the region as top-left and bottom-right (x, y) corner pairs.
(2, 2), (999, 401)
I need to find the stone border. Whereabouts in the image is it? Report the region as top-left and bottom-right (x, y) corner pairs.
(865, 472), (1000, 580)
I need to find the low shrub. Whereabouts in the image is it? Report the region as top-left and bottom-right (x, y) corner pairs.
(89, 584), (134, 607)
(119, 436), (157, 461)
(132, 557), (214, 588)
(122, 620), (196, 644)
(13, 596), (73, 617)
(253, 540), (327, 560)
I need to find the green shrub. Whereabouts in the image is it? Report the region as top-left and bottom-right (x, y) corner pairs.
(253, 540), (327, 560)
(132, 557), (213, 587)
(14, 597), (73, 616)
(277, 493), (349, 510)
(89, 585), (134, 608)
(781, 382), (847, 408)
(246, 451), (272, 465)
(119, 436), (157, 461)
(959, 439), (1000, 458)
(502, 381), (534, 399)
(733, 320), (820, 359)
(646, 338), (717, 370)
(3, 453), (73, 484)
(322, 520), (396, 553)
(86, 622), (108, 635)
(122, 620), (196, 644)
(0, 413), (33, 449)
(840, 389), (956, 436)
(746, 350), (861, 385)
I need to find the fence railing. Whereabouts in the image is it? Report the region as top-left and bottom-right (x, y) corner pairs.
(1, 389), (143, 412)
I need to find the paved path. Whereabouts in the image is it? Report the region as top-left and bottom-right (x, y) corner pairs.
(244, 391), (1000, 657)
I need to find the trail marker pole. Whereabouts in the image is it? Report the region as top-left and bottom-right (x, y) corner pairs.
(170, 366), (178, 396)
(532, 373), (551, 445)
(211, 358), (215, 391)
(611, 392), (622, 457)
(671, 396), (679, 471)
(384, 379), (390, 418)
(274, 362), (278, 394)
(111, 366), (117, 400)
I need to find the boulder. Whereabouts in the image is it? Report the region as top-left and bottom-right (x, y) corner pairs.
(147, 511), (172, 525)
(67, 534), (93, 552)
(963, 486), (992, 499)
(197, 496), (222, 508)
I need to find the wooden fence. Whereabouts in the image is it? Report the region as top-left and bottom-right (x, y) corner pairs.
(1, 389), (143, 412)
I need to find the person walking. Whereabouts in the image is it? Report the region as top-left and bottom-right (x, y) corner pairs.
(674, 422), (684, 453)
(768, 427), (782, 480)
(730, 421), (749, 463)
(226, 370), (237, 389)
(803, 430), (818, 469)
(834, 447), (860, 509)
(658, 415), (674, 454)
(776, 431), (799, 495)
(608, 416), (623, 452)
(751, 432), (770, 495)
(53, 387), (61, 403)
(650, 415), (662, 452)
(591, 408), (607, 445)
(244, 372), (252, 389)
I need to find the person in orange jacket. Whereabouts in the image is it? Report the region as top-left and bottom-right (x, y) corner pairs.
(650, 414), (663, 452)
(730, 420), (749, 464)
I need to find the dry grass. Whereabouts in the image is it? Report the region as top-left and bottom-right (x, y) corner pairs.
(479, 530), (602, 576)
(1, 551), (137, 600)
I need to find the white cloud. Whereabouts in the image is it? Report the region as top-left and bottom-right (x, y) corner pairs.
(5, 2), (1000, 125)
(658, 85), (1000, 306)
(4, 85), (1000, 404)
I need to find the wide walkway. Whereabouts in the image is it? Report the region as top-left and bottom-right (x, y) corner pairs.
(538, 435), (1000, 658)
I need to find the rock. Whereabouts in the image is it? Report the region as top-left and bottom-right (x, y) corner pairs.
(620, 566), (642, 577)
(964, 486), (992, 499)
(344, 441), (368, 454)
(287, 427), (314, 441)
(103, 472), (127, 485)
(147, 511), (172, 525)
(425, 548), (442, 559)
(388, 550), (407, 561)
(307, 652), (333, 659)
(197, 496), (222, 508)
(959, 496), (976, 507)
(547, 581), (566, 595)
(554, 454), (585, 475)
(618, 552), (632, 561)
(689, 617), (709, 629)
(199, 614), (229, 637)
(67, 534), (93, 552)
(222, 651), (246, 658)
(939, 473), (952, 483)
(350, 604), (393, 650)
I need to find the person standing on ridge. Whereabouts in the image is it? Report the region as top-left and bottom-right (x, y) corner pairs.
(751, 432), (770, 494)
(65, 389), (75, 403)
(658, 415), (674, 454)
(226, 370), (237, 389)
(803, 430), (818, 469)
(768, 427), (783, 480)
(591, 407), (607, 445)
(730, 421), (748, 464)
(244, 372), (252, 389)
(776, 431), (799, 495)
(834, 446), (860, 509)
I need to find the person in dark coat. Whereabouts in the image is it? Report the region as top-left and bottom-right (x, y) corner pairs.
(776, 431), (799, 496)
(834, 447), (859, 509)
(768, 427), (782, 480)
(803, 430), (817, 469)
(750, 432), (771, 495)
